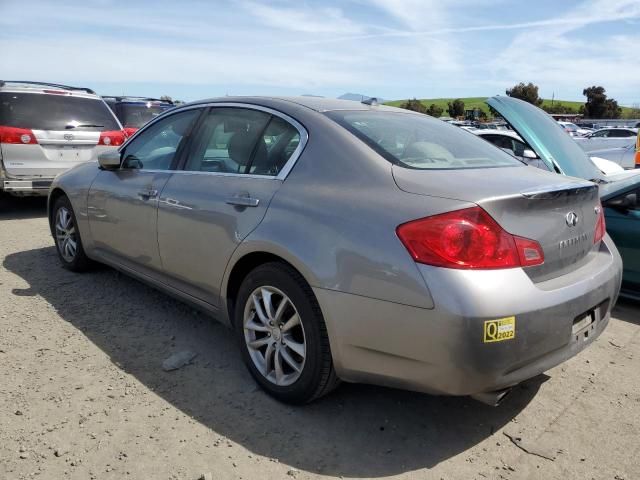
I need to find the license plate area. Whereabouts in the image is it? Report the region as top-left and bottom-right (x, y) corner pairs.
(571, 300), (608, 343)
(572, 311), (595, 340)
(60, 145), (79, 160)
(45, 144), (91, 161)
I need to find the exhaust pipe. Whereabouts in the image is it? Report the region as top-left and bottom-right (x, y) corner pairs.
(471, 387), (512, 406)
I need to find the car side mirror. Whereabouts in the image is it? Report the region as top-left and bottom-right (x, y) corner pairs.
(98, 150), (121, 170)
(604, 193), (637, 212)
(522, 149), (537, 159)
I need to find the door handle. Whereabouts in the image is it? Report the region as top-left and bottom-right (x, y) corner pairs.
(226, 195), (260, 207)
(138, 189), (158, 200)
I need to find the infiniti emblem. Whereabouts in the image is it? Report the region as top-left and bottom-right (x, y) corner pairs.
(63, 133), (74, 141)
(565, 211), (579, 227)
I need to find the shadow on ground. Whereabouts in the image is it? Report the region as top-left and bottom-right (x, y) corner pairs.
(0, 193), (47, 220)
(613, 297), (640, 326)
(4, 246), (544, 477)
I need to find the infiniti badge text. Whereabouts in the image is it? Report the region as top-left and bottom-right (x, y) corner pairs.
(559, 232), (588, 249)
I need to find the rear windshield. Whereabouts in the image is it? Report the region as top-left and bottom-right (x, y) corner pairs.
(117, 103), (172, 128)
(0, 92), (120, 131)
(326, 110), (522, 170)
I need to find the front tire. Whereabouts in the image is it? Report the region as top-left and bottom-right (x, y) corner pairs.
(52, 195), (93, 272)
(234, 262), (339, 404)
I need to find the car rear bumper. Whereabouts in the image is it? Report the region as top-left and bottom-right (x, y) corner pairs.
(315, 235), (623, 397)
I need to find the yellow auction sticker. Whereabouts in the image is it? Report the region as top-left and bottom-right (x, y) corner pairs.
(483, 316), (516, 343)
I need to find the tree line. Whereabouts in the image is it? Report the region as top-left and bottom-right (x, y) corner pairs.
(397, 98), (483, 119)
(398, 83), (637, 119)
(505, 82), (624, 118)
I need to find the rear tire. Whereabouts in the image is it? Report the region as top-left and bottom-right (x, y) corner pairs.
(52, 195), (93, 272)
(234, 262), (339, 404)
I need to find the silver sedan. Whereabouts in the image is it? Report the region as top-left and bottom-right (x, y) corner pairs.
(48, 96), (622, 405)
(589, 142), (638, 170)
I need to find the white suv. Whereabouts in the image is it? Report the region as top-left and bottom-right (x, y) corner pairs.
(0, 81), (125, 196)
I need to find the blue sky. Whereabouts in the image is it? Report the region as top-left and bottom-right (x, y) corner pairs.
(1, 0), (639, 104)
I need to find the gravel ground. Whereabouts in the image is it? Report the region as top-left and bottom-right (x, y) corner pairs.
(1, 194), (639, 480)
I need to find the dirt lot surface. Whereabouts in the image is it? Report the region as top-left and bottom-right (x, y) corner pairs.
(1, 194), (639, 480)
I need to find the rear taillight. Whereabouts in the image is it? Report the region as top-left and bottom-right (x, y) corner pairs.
(0, 126), (38, 144)
(594, 203), (606, 244)
(635, 133), (640, 168)
(514, 236), (546, 267)
(123, 127), (138, 138)
(396, 206), (544, 270)
(98, 130), (126, 146)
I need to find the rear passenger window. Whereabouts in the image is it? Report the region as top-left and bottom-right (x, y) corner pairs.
(609, 129), (635, 138)
(260, 116), (301, 175)
(185, 108), (300, 176)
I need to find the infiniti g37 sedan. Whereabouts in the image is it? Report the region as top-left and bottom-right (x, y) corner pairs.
(48, 97), (623, 405)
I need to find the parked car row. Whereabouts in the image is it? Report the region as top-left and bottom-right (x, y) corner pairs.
(574, 127), (638, 152)
(552, 121), (639, 169)
(0, 81), (171, 196)
(0, 81), (125, 195)
(449, 114), (638, 170)
(557, 121), (594, 137)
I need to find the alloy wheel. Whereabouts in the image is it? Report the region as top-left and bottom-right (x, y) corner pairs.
(55, 206), (77, 262)
(243, 286), (306, 386)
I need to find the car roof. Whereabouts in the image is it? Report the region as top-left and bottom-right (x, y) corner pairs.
(0, 80), (100, 99)
(102, 96), (174, 105)
(596, 127), (638, 132)
(183, 95), (405, 113)
(474, 129), (523, 140)
(119, 100), (173, 106)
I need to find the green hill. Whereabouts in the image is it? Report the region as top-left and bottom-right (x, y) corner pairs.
(385, 97), (633, 116)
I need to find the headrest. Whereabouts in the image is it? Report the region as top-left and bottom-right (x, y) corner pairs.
(228, 131), (267, 167)
(403, 142), (454, 163)
(171, 115), (194, 137)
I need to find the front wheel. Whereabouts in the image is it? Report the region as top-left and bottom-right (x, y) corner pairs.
(52, 195), (93, 272)
(234, 262), (339, 404)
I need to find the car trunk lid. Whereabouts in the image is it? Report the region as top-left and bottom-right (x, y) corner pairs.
(393, 165), (601, 281)
(33, 129), (101, 163)
(1, 130), (104, 177)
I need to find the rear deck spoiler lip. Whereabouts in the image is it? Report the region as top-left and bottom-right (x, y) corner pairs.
(520, 181), (597, 199)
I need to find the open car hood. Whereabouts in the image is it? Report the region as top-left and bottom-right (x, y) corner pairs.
(486, 96), (605, 182)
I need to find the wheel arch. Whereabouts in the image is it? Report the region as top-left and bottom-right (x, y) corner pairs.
(222, 246), (319, 327)
(47, 187), (68, 232)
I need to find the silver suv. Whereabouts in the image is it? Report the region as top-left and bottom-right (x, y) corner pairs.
(0, 81), (124, 196)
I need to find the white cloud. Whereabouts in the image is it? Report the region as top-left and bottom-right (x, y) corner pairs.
(1, 34), (360, 89)
(489, 0), (640, 100)
(241, 1), (365, 34)
(366, 0), (448, 31)
(0, 0), (638, 102)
